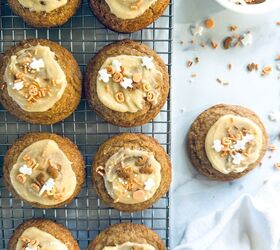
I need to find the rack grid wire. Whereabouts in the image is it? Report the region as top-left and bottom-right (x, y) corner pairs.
(0, 1), (173, 249)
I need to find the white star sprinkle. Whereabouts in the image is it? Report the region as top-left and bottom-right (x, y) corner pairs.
(112, 59), (122, 73)
(212, 139), (223, 152)
(241, 32), (253, 46)
(120, 77), (133, 89)
(12, 81), (24, 91)
(39, 178), (55, 196)
(19, 164), (32, 175)
(190, 25), (204, 37)
(30, 58), (45, 71)
(144, 178), (155, 191)
(142, 56), (154, 70)
(98, 69), (111, 83)
(232, 153), (244, 165)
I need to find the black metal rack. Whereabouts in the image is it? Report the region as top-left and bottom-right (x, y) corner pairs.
(0, 1), (173, 249)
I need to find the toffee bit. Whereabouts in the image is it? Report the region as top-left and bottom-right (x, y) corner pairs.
(204, 18), (215, 29)
(261, 65), (272, 76)
(247, 62), (259, 72)
(274, 162), (280, 169)
(229, 25), (238, 32)
(16, 174), (27, 184)
(223, 36), (233, 49)
(276, 22), (280, 26)
(187, 60), (193, 68)
(195, 57), (200, 64)
(228, 64), (232, 71)
(211, 40), (218, 49)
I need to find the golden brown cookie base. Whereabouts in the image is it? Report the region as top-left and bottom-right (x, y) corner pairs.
(3, 132), (85, 208)
(85, 40), (169, 127)
(8, 0), (81, 27)
(89, 0), (170, 33)
(87, 223), (166, 250)
(187, 104), (268, 181)
(0, 39), (82, 125)
(92, 133), (172, 212)
(8, 219), (80, 250)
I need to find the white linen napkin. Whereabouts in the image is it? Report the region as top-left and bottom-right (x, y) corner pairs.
(174, 175), (280, 250)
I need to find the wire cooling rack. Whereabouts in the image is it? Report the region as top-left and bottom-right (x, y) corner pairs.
(0, 1), (173, 249)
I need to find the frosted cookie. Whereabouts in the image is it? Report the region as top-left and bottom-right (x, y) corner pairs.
(187, 104), (268, 181)
(3, 133), (85, 208)
(89, 0), (170, 33)
(8, 219), (80, 250)
(87, 223), (166, 250)
(0, 39), (82, 125)
(85, 40), (169, 127)
(92, 133), (171, 212)
(7, 0), (81, 27)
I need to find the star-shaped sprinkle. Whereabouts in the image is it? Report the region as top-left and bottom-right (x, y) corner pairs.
(120, 77), (133, 89)
(268, 110), (280, 122)
(241, 32), (253, 46)
(12, 81), (24, 91)
(30, 58), (45, 71)
(39, 178), (55, 196)
(232, 153), (244, 165)
(112, 59), (122, 73)
(144, 178), (155, 191)
(190, 25), (204, 37)
(142, 56), (154, 70)
(19, 164), (32, 175)
(98, 69), (111, 83)
(212, 139), (223, 152)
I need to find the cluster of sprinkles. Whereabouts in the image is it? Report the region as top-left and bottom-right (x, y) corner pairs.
(20, 236), (40, 250)
(98, 57), (157, 104)
(1, 48), (60, 106)
(96, 154), (156, 203)
(183, 17), (280, 85)
(16, 153), (64, 201)
(212, 126), (255, 165)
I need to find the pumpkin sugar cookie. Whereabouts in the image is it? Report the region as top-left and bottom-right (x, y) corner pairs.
(85, 40), (169, 127)
(3, 132), (85, 208)
(8, 0), (81, 27)
(87, 223), (166, 250)
(8, 219), (80, 250)
(92, 133), (171, 212)
(187, 104), (268, 181)
(0, 39), (82, 125)
(89, 0), (170, 33)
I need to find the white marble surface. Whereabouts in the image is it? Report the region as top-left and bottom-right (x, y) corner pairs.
(171, 0), (280, 248)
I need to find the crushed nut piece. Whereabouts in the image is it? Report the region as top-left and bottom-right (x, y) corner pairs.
(139, 164), (153, 174)
(223, 37), (233, 49)
(261, 65), (272, 76)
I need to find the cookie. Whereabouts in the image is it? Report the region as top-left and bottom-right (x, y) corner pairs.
(87, 223), (166, 250)
(3, 132), (85, 208)
(8, 218), (80, 250)
(187, 104), (268, 181)
(89, 0), (170, 33)
(92, 133), (171, 212)
(85, 40), (169, 127)
(0, 39), (82, 125)
(7, 0), (81, 27)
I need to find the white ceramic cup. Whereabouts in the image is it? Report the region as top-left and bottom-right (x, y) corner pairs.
(215, 0), (280, 14)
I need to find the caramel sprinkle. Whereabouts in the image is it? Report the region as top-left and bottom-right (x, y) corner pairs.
(147, 91), (156, 102)
(115, 92), (125, 103)
(16, 174), (27, 184)
(204, 18), (215, 29)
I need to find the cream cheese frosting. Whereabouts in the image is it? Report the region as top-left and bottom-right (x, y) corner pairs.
(10, 139), (76, 206)
(17, 0), (68, 13)
(97, 55), (162, 113)
(103, 242), (156, 250)
(4, 45), (67, 112)
(205, 114), (263, 174)
(105, 0), (157, 19)
(99, 148), (161, 204)
(16, 227), (68, 250)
